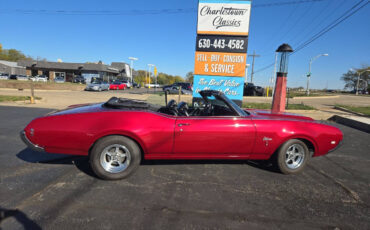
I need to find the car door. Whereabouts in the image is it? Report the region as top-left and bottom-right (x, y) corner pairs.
(173, 116), (256, 155)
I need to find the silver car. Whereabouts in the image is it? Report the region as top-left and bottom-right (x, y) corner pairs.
(164, 85), (192, 95)
(85, 79), (110, 91)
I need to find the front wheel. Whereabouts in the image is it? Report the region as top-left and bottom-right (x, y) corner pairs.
(275, 139), (310, 174)
(90, 136), (141, 180)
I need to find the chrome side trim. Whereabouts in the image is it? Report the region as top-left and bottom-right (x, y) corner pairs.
(20, 131), (44, 152)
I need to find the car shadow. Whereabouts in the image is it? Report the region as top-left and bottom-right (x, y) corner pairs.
(16, 148), (98, 179)
(17, 148), (280, 178)
(142, 159), (280, 173)
(0, 206), (42, 230)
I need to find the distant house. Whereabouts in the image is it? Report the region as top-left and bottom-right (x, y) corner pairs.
(17, 60), (131, 83)
(0, 60), (26, 75)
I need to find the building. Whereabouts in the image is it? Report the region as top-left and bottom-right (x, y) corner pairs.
(0, 60), (26, 75)
(17, 60), (131, 83)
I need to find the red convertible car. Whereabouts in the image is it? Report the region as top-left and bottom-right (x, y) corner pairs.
(21, 90), (343, 180)
(109, 80), (127, 90)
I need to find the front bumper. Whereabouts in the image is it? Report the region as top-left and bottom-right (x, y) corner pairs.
(20, 131), (44, 152)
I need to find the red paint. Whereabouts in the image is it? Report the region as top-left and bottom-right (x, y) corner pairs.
(272, 72), (287, 113)
(22, 103), (343, 160)
(109, 82), (127, 90)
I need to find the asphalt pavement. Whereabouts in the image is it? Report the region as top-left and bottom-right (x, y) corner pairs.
(0, 106), (369, 230)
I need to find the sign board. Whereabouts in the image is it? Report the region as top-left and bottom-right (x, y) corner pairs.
(194, 51), (246, 77)
(193, 0), (252, 105)
(197, 0), (251, 36)
(193, 75), (244, 100)
(154, 66), (158, 77)
(196, 35), (248, 53)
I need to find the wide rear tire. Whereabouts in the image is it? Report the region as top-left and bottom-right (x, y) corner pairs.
(275, 139), (310, 174)
(90, 136), (141, 180)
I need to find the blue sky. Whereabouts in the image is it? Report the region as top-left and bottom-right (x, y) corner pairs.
(0, 0), (369, 89)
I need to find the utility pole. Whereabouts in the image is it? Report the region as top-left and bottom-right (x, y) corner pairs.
(128, 57), (138, 84)
(248, 51), (260, 83)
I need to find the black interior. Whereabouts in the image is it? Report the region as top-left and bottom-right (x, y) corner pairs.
(157, 99), (238, 117)
(104, 93), (239, 117)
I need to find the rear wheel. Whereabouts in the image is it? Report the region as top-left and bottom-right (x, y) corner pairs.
(90, 136), (141, 180)
(275, 139), (310, 174)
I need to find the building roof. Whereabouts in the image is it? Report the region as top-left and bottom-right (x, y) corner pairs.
(17, 60), (127, 73)
(0, 60), (25, 68)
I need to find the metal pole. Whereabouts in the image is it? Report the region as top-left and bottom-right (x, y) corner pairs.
(130, 59), (134, 86)
(178, 86), (182, 103)
(307, 60), (312, 96)
(248, 51), (260, 84)
(271, 52), (277, 99)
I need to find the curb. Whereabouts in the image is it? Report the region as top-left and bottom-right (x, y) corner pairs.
(329, 115), (370, 133)
(334, 106), (368, 117)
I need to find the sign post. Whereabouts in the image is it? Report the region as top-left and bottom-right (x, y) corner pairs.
(193, 0), (252, 106)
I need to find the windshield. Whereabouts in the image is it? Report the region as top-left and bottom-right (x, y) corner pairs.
(113, 81), (121, 84)
(204, 94), (248, 116)
(91, 80), (102, 84)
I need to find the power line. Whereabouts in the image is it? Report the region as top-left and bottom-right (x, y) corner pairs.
(0, 0), (331, 16)
(292, 0), (368, 54)
(253, 0), (369, 74)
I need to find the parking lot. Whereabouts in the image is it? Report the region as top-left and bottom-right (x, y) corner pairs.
(0, 106), (369, 229)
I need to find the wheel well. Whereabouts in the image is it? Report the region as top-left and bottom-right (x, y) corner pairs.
(270, 138), (316, 160)
(297, 138), (315, 156)
(88, 134), (145, 158)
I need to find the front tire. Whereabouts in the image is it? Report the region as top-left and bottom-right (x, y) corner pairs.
(275, 139), (310, 174)
(90, 136), (141, 180)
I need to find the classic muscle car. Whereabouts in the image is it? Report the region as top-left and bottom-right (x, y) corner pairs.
(21, 90), (343, 180)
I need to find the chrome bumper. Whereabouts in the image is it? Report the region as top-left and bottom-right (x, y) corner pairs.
(20, 131), (44, 152)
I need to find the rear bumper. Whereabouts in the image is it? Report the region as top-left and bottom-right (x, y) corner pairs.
(20, 131), (44, 152)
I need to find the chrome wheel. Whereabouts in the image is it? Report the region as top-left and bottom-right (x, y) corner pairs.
(285, 144), (305, 169)
(99, 144), (131, 173)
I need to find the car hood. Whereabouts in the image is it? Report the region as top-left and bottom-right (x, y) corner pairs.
(246, 109), (314, 122)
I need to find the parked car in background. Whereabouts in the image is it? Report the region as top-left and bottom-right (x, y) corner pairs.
(109, 80), (127, 90)
(54, 77), (65, 83)
(0, 73), (9, 80)
(16, 75), (29, 81)
(132, 81), (141, 88)
(73, 75), (86, 84)
(122, 80), (132, 89)
(163, 82), (192, 92)
(9, 74), (18, 80)
(144, 83), (161, 88)
(31, 75), (48, 82)
(85, 79), (110, 91)
(164, 85), (192, 95)
(244, 83), (264, 96)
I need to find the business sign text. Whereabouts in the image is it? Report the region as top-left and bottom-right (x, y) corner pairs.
(196, 35), (248, 53)
(193, 75), (244, 100)
(197, 0), (251, 36)
(194, 51), (246, 76)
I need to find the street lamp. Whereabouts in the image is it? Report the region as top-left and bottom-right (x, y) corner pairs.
(306, 53), (329, 95)
(128, 57), (138, 84)
(272, 43), (293, 113)
(147, 64), (155, 89)
(354, 69), (370, 95)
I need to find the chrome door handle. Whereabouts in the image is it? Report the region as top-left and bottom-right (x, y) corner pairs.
(178, 123), (190, 127)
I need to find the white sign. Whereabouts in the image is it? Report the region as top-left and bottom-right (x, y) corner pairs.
(197, 0), (251, 36)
